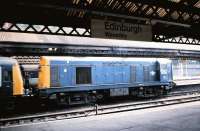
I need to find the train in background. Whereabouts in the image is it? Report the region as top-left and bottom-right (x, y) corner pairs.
(172, 59), (200, 80)
(0, 56), (173, 106)
(0, 57), (23, 99)
(20, 64), (39, 94)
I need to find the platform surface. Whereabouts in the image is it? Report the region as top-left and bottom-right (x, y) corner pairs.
(174, 79), (200, 86)
(1, 101), (200, 131)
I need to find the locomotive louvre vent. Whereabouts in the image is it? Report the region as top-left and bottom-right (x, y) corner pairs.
(143, 66), (150, 82)
(130, 65), (136, 83)
(50, 66), (60, 87)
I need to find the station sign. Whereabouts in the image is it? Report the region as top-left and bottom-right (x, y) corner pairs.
(91, 19), (152, 41)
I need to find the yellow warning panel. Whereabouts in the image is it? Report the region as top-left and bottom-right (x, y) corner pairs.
(13, 64), (24, 96)
(38, 57), (50, 89)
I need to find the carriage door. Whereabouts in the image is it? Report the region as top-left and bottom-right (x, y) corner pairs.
(0, 65), (13, 96)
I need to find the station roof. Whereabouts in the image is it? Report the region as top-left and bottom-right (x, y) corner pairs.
(0, 0), (200, 42)
(1, 0), (200, 25)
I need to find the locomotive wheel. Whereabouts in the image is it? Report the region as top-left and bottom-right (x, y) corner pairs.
(87, 94), (97, 103)
(4, 100), (16, 111)
(96, 94), (104, 100)
(55, 93), (69, 106)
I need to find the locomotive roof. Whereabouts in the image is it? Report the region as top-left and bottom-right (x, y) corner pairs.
(41, 56), (171, 63)
(0, 57), (18, 65)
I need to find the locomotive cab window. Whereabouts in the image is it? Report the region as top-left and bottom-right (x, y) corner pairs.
(76, 67), (91, 84)
(1, 66), (12, 88)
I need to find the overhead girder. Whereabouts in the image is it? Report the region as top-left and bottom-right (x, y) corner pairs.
(1, 41), (200, 59)
(153, 23), (200, 39)
(0, 22), (199, 44)
(0, 0), (200, 44)
(153, 24), (200, 44)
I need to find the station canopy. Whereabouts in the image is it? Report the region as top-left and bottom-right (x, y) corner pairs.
(0, 0), (200, 44)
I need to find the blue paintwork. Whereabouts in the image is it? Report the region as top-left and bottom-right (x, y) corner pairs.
(48, 58), (173, 92)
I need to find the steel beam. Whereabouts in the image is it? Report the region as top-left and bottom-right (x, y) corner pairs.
(1, 41), (200, 59)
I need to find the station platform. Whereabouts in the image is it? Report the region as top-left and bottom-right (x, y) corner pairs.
(174, 79), (200, 86)
(1, 101), (200, 131)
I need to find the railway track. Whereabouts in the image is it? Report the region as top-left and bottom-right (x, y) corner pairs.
(169, 89), (200, 96)
(1, 90), (200, 128)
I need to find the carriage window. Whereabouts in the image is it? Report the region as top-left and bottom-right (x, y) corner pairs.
(76, 67), (91, 84)
(2, 69), (12, 82)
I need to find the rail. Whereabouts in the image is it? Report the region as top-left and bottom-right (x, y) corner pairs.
(1, 91), (200, 128)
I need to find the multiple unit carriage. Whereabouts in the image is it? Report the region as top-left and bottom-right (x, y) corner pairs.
(0, 56), (173, 105)
(0, 57), (23, 98)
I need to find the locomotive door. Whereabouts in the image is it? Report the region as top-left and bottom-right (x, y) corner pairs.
(149, 63), (160, 82)
(59, 65), (68, 87)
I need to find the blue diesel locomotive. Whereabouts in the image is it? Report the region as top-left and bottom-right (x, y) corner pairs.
(37, 56), (173, 105)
